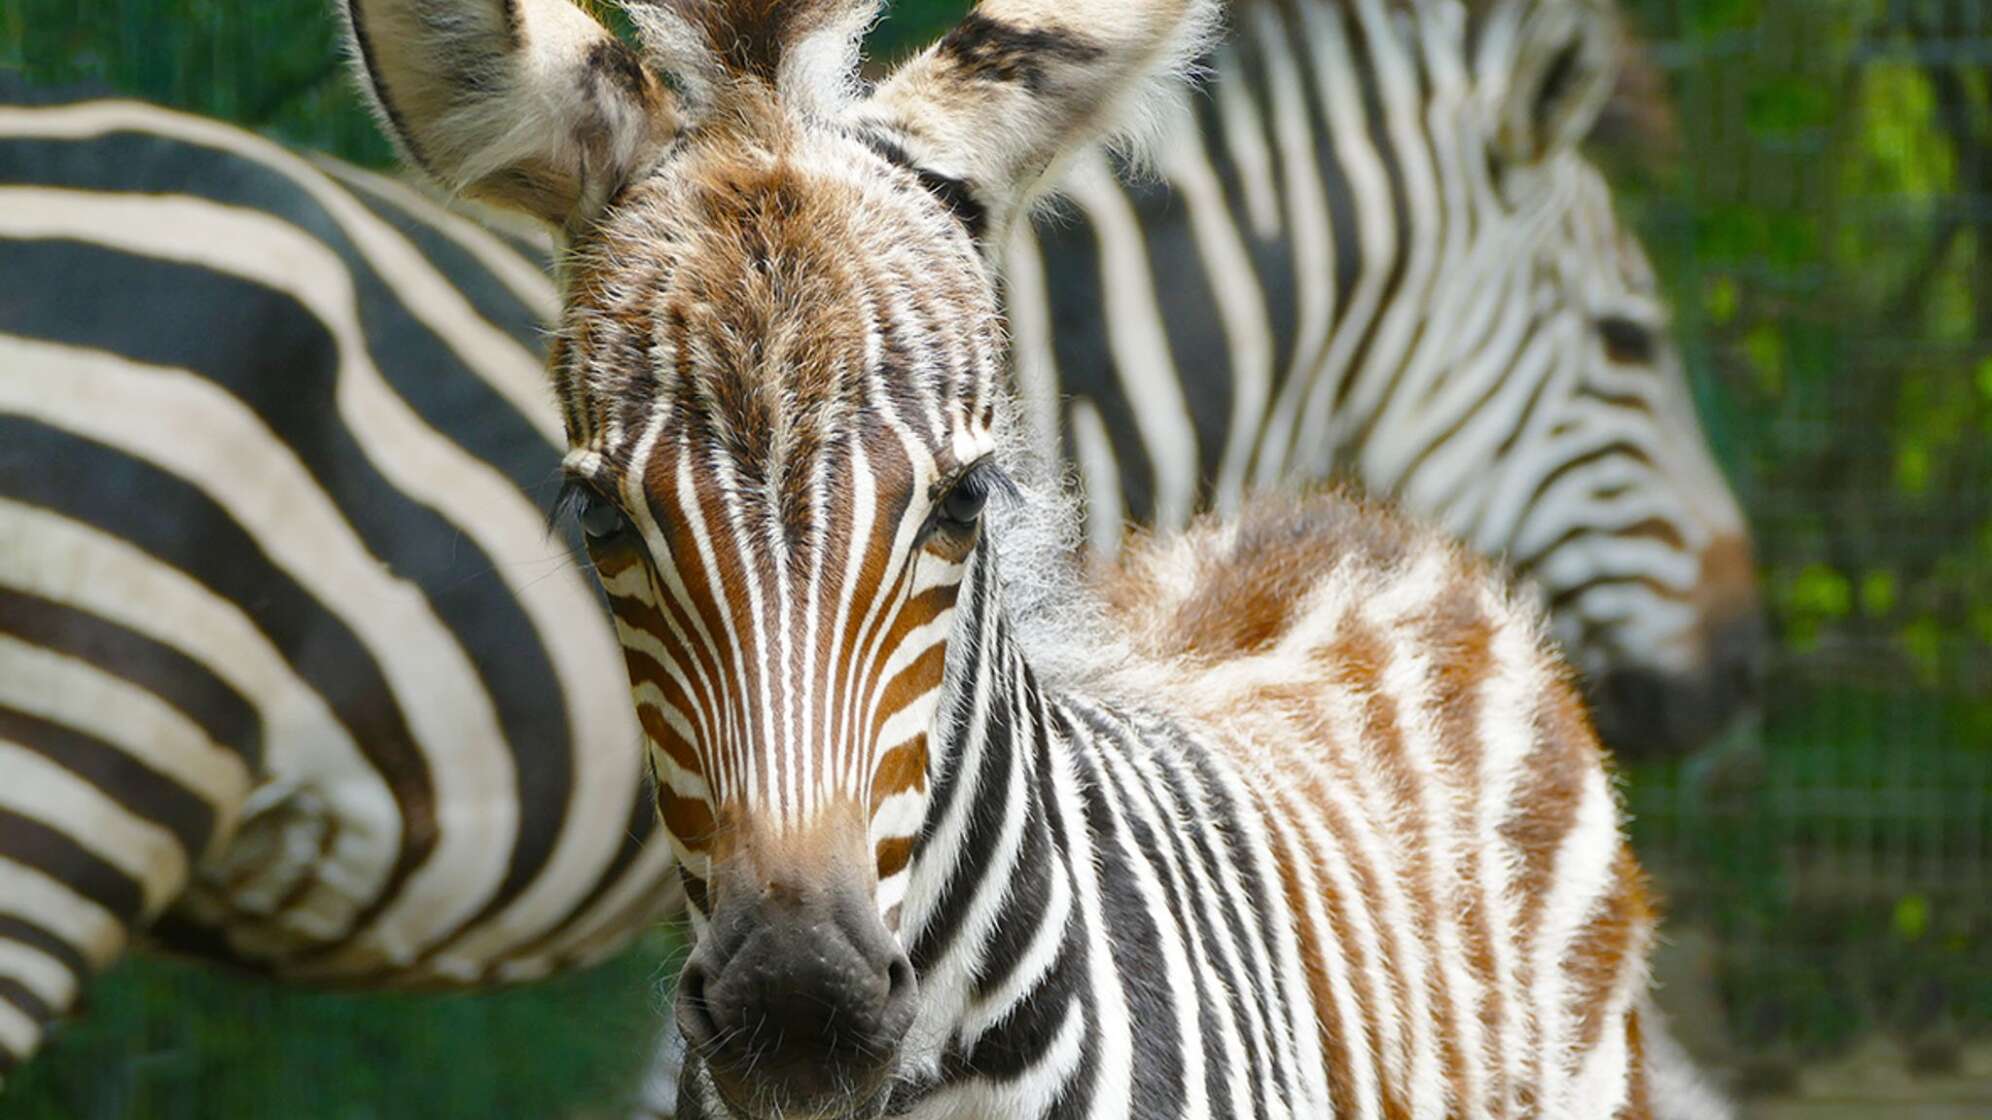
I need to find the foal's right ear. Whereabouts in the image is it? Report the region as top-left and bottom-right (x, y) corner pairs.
(341, 0), (677, 227)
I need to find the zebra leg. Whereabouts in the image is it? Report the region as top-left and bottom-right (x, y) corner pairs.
(0, 600), (256, 1077)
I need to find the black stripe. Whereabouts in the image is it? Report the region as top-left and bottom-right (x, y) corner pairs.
(0, 977), (54, 1027)
(1033, 207), (1159, 523)
(1121, 167), (1233, 500)
(1055, 705), (1189, 1117)
(908, 644), (1017, 970)
(1076, 707), (1225, 1120)
(1146, 732), (1275, 1114)
(860, 134), (990, 241)
(0, 807), (146, 924)
(0, 587), (261, 772)
(0, 239), (573, 960)
(1191, 36), (1302, 465)
(486, 779), (660, 976)
(0, 916), (92, 991)
(0, 417), (437, 963)
(1326, 3), (1414, 421)
(0, 700), (220, 865)
(325, 164), (553, 352)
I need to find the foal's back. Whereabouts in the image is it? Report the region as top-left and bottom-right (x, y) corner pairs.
(1099, 491), (1656, 1118)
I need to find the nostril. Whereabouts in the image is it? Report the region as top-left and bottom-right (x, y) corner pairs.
(675, 960), (720, 1053)
(878, 952), (918, 1043)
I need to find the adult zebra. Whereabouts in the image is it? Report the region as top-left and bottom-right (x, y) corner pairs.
(1007, 0), (1763, 756)
(0, 79), (681, 1081)
(0, 0), (1746, 1101)
(339, 0), (1686, 1115)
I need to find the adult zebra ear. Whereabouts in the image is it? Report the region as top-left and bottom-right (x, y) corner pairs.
(858, 0), (1222, 247)
(1477, 0), (1621, 165)
(340, 0), (678, 227)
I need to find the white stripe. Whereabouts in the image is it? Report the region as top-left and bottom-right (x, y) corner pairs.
(0, 857), (124, 965)
(1250, 1), (1345, 488)
(0, 743), (187, 919)
(0, 638), (249, 818)
(1280, 0), (1402, 473)
(0, 941), (76, 1017)
(0, 1000), (37, 1061)
(1304, 0), (1450, 484)
(998, 224), (1066, 479)
(1060, 151), (1198, 531)
(1156, 102), (1276, 516)
(1040, 706), (1135, 1120)
(1526, 767), (1623, 1109)
(1068, 399), (1124, 563)
(1213, 43), (1285, 241)
(311, 156), (559, 323)
(0, 320), (516, 967)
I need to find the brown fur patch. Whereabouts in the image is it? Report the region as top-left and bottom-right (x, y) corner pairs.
(1102, 488), (1443, 663)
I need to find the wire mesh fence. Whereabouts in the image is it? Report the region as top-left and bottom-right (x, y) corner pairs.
(2, 0), (1990, 1114)
(1604, 0), (1992, 1097)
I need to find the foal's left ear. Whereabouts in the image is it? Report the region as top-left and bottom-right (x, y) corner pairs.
(341, 0), (677, 227)
(859, 0), (1221, 247)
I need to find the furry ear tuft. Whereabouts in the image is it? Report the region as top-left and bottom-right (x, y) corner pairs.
(623, 0), (881, 115)
(343, 0), (678, 227)
(858, 0), (1223, 248)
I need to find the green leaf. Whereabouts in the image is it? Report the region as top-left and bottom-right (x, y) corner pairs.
(1704, 275), (1741, 327)
(1894, 894), (1930, 942)
(1790, 563), (1852, 619)
(1860, 570), (1898, 618)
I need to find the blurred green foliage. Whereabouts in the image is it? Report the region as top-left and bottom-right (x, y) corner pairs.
(3, 0), (1990, 1107)
(2, 936), (679, 1119)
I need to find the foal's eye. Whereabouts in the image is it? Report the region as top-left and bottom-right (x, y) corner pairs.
(936, 472), (992, 528)
(938, 481), (989, 527)
(578, 491), (630, 541)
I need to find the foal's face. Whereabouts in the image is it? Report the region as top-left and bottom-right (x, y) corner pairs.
(554, 124), (1005, 1111)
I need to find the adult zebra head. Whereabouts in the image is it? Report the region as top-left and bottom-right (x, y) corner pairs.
(345, 0), (1216, 1115)
(1187, 0), (1761, 756)
(1464, 0), (1764, 755)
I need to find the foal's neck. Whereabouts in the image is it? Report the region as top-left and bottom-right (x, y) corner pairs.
(897, 551), (1075, 1079)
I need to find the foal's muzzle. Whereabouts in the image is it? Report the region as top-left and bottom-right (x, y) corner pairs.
(677, 870), (917, 1117)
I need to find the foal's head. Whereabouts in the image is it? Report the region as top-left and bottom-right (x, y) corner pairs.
(346, 0), (1214, 1112)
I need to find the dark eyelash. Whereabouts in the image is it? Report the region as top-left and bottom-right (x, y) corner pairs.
(549, 478), (595, 539)
(942, 458), (1019, 506)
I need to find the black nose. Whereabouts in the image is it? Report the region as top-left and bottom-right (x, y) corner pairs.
(676, 875), (917, 1111)
(1711, 608), (1769, 706)
(1589, 610), (1768, 760)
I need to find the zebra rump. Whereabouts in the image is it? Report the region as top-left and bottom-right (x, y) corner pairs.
(0, 78), (677, 1078)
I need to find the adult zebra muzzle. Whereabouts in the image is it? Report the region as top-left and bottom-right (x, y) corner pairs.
(676, 857), (917, 1119)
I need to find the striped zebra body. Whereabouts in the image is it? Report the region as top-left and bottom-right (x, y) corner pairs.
(338, 0), (1676, 1116)
(745, 490), (1655, 1120)
(1008, 0), (1763, 755)
(0, 84), (679, 1075)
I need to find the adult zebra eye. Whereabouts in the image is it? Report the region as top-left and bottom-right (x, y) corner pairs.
(579, 492), (629, 541)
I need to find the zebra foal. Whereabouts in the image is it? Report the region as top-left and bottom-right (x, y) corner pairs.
(346, 0), (1667, 1115)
